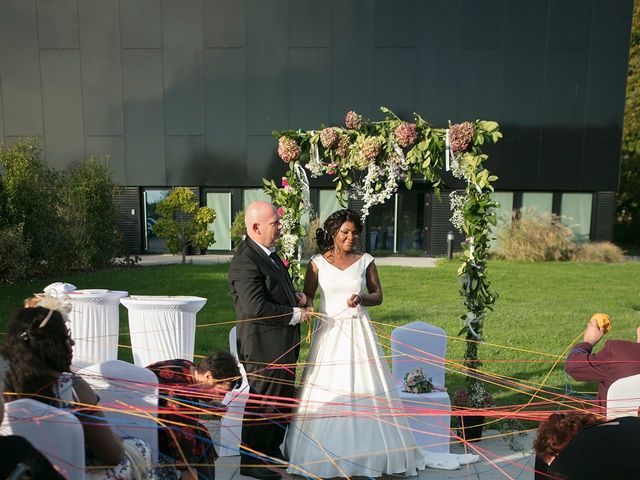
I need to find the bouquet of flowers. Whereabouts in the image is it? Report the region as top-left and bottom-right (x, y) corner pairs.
(403, 367), (433, 394)
(453, 383), (493, 409)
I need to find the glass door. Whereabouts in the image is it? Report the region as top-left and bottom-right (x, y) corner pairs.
(143, 189), (169, 253)
(206, 191), (232, 251)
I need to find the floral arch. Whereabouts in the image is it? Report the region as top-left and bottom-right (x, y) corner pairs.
(263, 107), (502, 371)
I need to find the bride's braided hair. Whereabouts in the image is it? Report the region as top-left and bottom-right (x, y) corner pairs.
(316, 208), (362, 252)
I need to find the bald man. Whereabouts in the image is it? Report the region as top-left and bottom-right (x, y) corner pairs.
(228, 201), (311, 480)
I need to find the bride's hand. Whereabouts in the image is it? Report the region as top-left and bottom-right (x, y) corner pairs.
(347, 294), (362, 308)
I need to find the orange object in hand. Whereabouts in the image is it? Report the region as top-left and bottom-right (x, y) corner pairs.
(592, 313), (611, 334)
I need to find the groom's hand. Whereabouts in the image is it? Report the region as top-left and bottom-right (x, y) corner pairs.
(295, 292), (307, 307)
(300, 307), (313, 322)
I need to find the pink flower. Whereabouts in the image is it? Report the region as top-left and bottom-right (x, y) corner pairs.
(282, 259), (289, 267)
(281, 177), (289, 188)
(395, 122), (418, 147)
(345, 110), (363, 130)
(336, 135), (350, 158)
(361, 137), (381, 160)
(320, 127), (339, 149)
(278, 136), (301, 162)
(277, 207), (285, 217)
(449, 122), (474, 153)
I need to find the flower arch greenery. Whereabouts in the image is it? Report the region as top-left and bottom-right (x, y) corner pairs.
(263, 107), (502, 398)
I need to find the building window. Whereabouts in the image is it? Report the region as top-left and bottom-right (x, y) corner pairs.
(205, 192), (232, 250)
(143, 188), (169, 253)
(318, 190), (342, 225)
(489, 192), (514, 249)
(522, 192), (553, 215)
(243, 189), (271, 207)
(561, 193), (593, 243)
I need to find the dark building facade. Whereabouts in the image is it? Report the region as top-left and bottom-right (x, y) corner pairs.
(0, 0), (633, 255)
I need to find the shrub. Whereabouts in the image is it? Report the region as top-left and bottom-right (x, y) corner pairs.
(0, 138), (66, 274)
(230, 210), (246, 251)
(0, 224), (30, 284)
(153, 187), (216, 264)
(61, 156), (120, 270)
(494, 208), (575, 261)
(572, 242), (625, 263)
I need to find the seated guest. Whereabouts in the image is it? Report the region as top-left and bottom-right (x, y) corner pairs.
(533, 412), (640, 479)
(565, 315), (640, 408)
(147, 352), (241, 480)
(0, 355), (65, 479)
(3, 296), (154, 480)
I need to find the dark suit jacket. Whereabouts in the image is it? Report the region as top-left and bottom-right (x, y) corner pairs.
(550, 416), (640, 479)
(565, 340), (640, 404)
(228, 237), (300, 373)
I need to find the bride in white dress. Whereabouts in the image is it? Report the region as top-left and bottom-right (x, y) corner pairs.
(286, 209), (425, 478)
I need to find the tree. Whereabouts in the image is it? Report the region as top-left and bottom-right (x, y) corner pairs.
(618, 0), (640, 248)
(0, 138), (66, 275)
(153, 187), (216, 264)
(61, 156), (120, 270)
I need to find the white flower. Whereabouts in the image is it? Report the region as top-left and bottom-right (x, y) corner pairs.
(280, 233), (298, 259)
(449, 190), (467, 233)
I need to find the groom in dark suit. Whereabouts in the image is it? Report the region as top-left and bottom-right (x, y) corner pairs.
(228, 201), (311, 480)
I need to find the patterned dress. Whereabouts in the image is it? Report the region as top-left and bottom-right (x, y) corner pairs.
(147, 359), (223, 479)
(55, 373), (154, 480)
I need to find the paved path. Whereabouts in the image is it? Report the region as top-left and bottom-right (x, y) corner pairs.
(136, 253), (438, 268)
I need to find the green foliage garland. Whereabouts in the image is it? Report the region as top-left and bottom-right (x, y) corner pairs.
(266, 107), (502, 400)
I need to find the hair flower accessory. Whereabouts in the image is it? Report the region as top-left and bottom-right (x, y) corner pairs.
(403, 367), (433, 394)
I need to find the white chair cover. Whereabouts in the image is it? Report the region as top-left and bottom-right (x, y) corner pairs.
(121, 296), (206, 366)
(218, 326), (250, 457)
(68, 290), (128, 369)
(390, 321), (452, 454)
(607, 373), (640, 419)
(78, 360), (159, 463)
(0, 398), (86, 480)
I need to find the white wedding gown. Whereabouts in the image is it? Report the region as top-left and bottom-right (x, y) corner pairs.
(286, 253), (426, 478)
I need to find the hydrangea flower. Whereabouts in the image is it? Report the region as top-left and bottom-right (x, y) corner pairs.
(320, 127), (339, 149)
(336, 135), (351, 158)
(361, 137), (381, 160)
(345, 110), (363, 130)
(278, 136), (301, 162)
(449, 122), (474, 153)
(395, 122), (418, 147)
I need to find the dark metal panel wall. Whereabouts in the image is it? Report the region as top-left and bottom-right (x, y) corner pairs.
(122, 50), (166, 184)
(204, 49), (247, 185)
(592, 192), (616, 242)
(115, 187), (142, 255)
(0, 1), (43, 137)
(428, 192), (466, 256)
(163, 0), (205, 136)
(120, 0), (162, 48)
(40, 51), (84, 169)
(330, 0), (374, 121)
(78, 0), (123, 138)
(0, 0), (633, 196)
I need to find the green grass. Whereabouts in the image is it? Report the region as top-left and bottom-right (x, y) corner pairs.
(2, 260), (640, 408)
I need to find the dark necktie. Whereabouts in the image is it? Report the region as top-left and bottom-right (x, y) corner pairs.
(269, 251), (283, 270)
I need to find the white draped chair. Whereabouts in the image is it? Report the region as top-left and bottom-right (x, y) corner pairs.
(78, 360), (159, 463)
(607, 373), (640, 419)
(218, 326), (250, 457)
(0, 398), (86, 480)
(390, 321), (452, 454)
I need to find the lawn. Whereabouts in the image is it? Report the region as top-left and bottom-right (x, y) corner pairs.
(1, 259), (639, 408)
